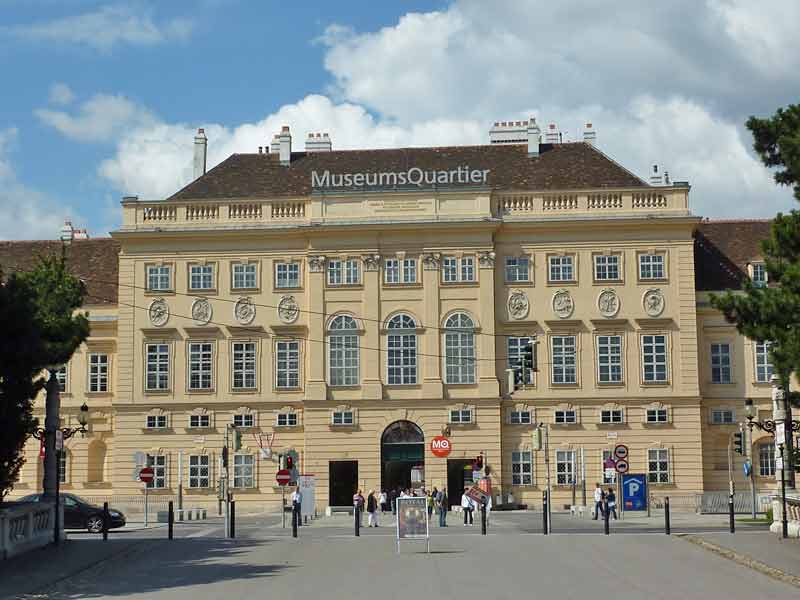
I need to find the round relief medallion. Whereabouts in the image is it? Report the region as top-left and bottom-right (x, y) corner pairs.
(191, 298), (213, 325)
(234, 297), (256, 325)
(507, 289), (530, 320)
(597, 289), (620, 318)
(643, 289), (665, 317)
(277, 295), (300, 324)
(552, 290), (574, 319)
(148, 298), (170, 327)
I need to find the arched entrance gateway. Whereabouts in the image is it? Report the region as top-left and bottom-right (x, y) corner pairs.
(381, 421), (424, 492)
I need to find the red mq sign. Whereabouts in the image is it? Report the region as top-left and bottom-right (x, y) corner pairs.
(430, 436), (452, 458)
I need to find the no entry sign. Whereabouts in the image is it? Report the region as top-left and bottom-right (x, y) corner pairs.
(138, 466), (154, 484)
(613, 444), (629, 460)
(430, 436), (452, 458)
(276, 469), (292, 486)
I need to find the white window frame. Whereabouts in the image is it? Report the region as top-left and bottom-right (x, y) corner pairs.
(189, 414), (210, 428)
(641, 334), (668, 383)
(596, 334), (623, 384)
(88, 353), (109, 393)
(387, 314), (417, 385)
(551, 335), (577, 385)
(189, 264), (215, 290)
(593, 254), (620, 281)
(711, 408), (735, 425)
(444, 313), (476, 384)
(232, 341), (257, 390)
(233, 413), (254, 428)
(328, 258), (360, 286)
(146, 454), (167, 489)
(648, 448), (670, 484)
(328, 315), (359, 386)
(600, 409), (624, 424)
(384, 258), (400, 284)
(449, 408), (473, 424)
(504, 257), (530, 283)
(275, 262), (300, 289)
(548, 255), (574, 283)
(754, 341), (773, 383)
(554, 409), (577, 425)
(509, 410), (532, 425)
(710, 342), (732, 384)
(233, 454), (255, 489)
(188, 455), (210, 488)
(53, 366), (68, 393)
(555, 450), (576, 485)
(441, 256), (476, 283)
(507, 336), (535, 385)
(147, 264), (172, 291)
(232, 262), (258, 290)
(275, 340), (300, 389)
(511, 451), (533, 485)
(276, 412), (298, 427)
(639, 253), (665, 280)
(646, 408), (669, 424)
(751, 263), (767, 288)
(145, 343), (170, 391)
(602, 449), (617, 484)
(385, 258), (418, 284)
(188, 342), (213, 391)
(759, 442), (775, 477)
(146, 414), (167, 429)
(331, 410), (354, 426)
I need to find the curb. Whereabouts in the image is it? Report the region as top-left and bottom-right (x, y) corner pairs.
(680, 534), (800, 589)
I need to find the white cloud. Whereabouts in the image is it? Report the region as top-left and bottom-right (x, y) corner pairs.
(48, 82), (75, 105)
(7, 4), (193, 51)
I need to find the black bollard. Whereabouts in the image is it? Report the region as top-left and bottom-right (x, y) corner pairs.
(481, 501), (487, 535)
(664, 496), (671, 535)
(604, 501), (610, 535)
(542, 490), (549, 535)
(354, 505), (360, 537)
(230, 500), (236, 539)
(728, 494), (735, 534)
(292, 506), (298, 538)
(168, 501), (174, 540)
(102, 502), (109, 541)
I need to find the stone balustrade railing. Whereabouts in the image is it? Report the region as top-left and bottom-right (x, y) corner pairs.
(499, 186), (689, 217)
(125, 198), (308, 229)
(0, 502), (58, 560)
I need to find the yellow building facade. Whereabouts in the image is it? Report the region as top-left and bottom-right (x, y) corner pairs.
(4, 122), (779, 511)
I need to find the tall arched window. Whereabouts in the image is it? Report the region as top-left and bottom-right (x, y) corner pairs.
(444, 312), (475, 384)
(329, 315), (359, 386)
(387, 314), (417, 385)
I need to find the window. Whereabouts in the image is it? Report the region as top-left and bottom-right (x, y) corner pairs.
(146, 454), (166, 489)
(597, 335), (623, 383)
(147, 265), (171, 291)
(759, 442), (776, 477)
(328, 259), (360, 285)
(551, 336), (577, 384)
(384, 258), (417, 284)
(384, 259), (400, 284)
(332, 410), (354, 426)
(510, 410), (532, 425)
(444, 313), (476, 384)
(505, 257), (530, 283)
(275, 262), (300, 288)
(233, 413), (254, 428)
(554, 410), (577, 424)
(232, 263), (257, 290)
(507, 337), (535, 385)
(233, 455), (255, 488)
(555, 450), (576, 485)
(189, 414), (210, 428)
(711, 409), (735, 425)
(58, 452), (67, 484)
(441, 256), (475, 283)
(145, 344), (170, 391)
(232, 342), (257, 390)
(642, 334), (668, 383)
(276, 340), (300, 389)
(277, 412), (298, 427)
(88, 353), (109, 392)
(188, 455), (210, 488)
(511, 451), (533, 485)
(329, 315), (359, 386)
(594, 255), (620, 281)
(402, 258), (417, 284)
(600, 409), (624, 424)
(387, 314), (417, 385)
(602, 450), (617, 484)
(188, 343), (213, 390)
(449, 409), (473, 424)
(146, 415), (167, 429)
(189, 264), (214, 290)
(710, 343), (732, 384)
(647, 449), (670, 483)
(751, 263), (767, 288)
(755, 342), (773, 383)
(646, 408), (669, 424)
(639, 254), (665, 280)
(548, 256), (574, 282)
(53, 366), (67, 393)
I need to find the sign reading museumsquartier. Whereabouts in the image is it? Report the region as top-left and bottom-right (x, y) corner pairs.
(311, 166), (490, 190)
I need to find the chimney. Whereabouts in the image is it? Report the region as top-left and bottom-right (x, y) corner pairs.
(583, 122), (596, 146)
(527, 118), (541, 157)
(545, 123), (560, 144)
(305, 132), (332, 152)
(649, 164), (663, 186)
(270, 134), (280, 155)
(60, 220), (74, 243)
(278, 125), (292, 166)
(193, 128), (207, 180)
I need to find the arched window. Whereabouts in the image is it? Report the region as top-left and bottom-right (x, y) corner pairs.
(328, 315), (359, 386)
(444, 312), (475, 384)
(387, 314), (417, 385)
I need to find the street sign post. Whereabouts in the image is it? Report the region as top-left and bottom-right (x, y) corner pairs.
(138, 467), (154, 526)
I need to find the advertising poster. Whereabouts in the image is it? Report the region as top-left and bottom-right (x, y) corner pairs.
(395, 496), (430, 553)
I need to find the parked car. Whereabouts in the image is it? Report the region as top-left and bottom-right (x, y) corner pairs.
(17, 493), (126, 533)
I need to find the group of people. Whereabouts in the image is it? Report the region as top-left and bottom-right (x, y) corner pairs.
(351, 487), (451, 527)
(592, 483), (618, 520)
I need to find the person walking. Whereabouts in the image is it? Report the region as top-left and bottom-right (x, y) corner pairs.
(437, 487), (448, 527)
(366, 490), (379, 527)
(461, 488), (474, 526)
(427, 488), (436, 521)
(390, 487), (399, 515)
(379, 490), (388, 514)
(291, 485), (302, 527)
(593, 483), (605, 520)
(606, 487), (618, 520)
(353, 489), (365, 525)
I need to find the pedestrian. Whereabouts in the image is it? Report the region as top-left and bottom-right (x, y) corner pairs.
(427, 488), (436, 520)
(461, 488), (474, 526)
(437, 487), (448, 527)
(353, 489), (365, 525)
(379, 489), (388, 514)
(367, 490), (379, 527)
(593, 483), (605, 520)
(391, 487), (399, 515)
(291, 484), (302, 527)
(606, 487), (618, 520)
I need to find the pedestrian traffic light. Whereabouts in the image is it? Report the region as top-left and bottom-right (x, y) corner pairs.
(286, 455), (294, 470)
(733, 431), (744, 455)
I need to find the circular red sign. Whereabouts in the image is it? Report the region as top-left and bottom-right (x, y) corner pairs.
(138, 467), (154, 483)
(276, 469), (292, 486)
(430, 436), (452, 458)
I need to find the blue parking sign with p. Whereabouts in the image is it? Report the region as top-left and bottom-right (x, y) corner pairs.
(622, 474), (647, 511)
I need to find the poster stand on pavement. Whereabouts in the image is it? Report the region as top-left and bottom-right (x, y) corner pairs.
(395, 496), (430, 554)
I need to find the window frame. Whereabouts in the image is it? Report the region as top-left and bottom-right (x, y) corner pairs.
(602, 449), (617, 484)
(146, 454), (167, 489)
(554, 409), (577, 425)
(231, 262), (258, 291)
(754, 341), (773, 383)
(507, 336), (536, 385)
(275, 339), (301, 390)
(231, 340), (258, 391)
(555, 450), (576, 485)
(441, 256), (477, 284)
(327, 258), (361, 286)
(233, 454), (255, 489)
(328, 315), (360, 387)
(710, 408), (735, 425)
(232, 413), (255, 428)
(593, 253), (621, 282)
(504, 256), (530, 283)
(596, 334), (623, 384)
(188, 413), (211, 429)
(275, 261), (301, 289)
(511, 450), (533, 486)
(647, 448), (671, 484)
(331, 410), (355, 426)
(386, 314), (418, 386)
(88, 353), (110, 393)
(641, 333), (669, 384)
(146, 264), (173, 292)
(145, 342), (170, 392)
(710, 342), (733, 384)
(551, 335), (577, 385)
(638, 252), (667, 281)
(751, 262), (767, 288)
(548, 255), (575, 283)
(646, 407), (669, 424)
(449, 408), (473, 424)
(187, 341), (214, 391)
(600, 409), (624, 424)
(443, 313), (476, 385)
(759, 442), (776, 477)
(188, 263), (216, 291)
(276, 412), (299, 427)
(53, 366), (68, 394)
(509, 409), (532, 425)
(188, 454), (211, 488)
(146, 414), (168, 429)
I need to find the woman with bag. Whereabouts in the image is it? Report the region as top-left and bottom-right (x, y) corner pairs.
(366, 490), (379, 527)
(606, 487), (618, 520)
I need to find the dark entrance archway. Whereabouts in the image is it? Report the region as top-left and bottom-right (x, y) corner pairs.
(381, 421), (424, 493)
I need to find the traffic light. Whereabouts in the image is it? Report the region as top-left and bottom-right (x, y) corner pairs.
(286, 455), (294, 470)
(733, 431), (744, 455)
(222, 446), (229, 468)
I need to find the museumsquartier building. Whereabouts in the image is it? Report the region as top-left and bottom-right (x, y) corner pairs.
(3, 120), (780, 511)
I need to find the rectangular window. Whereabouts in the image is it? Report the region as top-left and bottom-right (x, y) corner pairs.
(232, 263), (257, 290)
(646, 408), (668, 424)
(233, 455), (255, 488)
(597, 335), (623, 383)
(384, 258), (417, 284)
(188, 342), (213, 390)
(387, 329), (417, 385)
(277, 412), (298, 427)
(752, 263), (767, 288)
(54, 366), (67, 393)
(189, 264), (214, 290)
(58, 452), (67, 483)
(755, 342), (773, 383)
(188, 455), (210, 488)
(449, 409), (473, 424)
(594, 255), (620, 281)
(600, 409), (624, 424)
(275, 263), (300, 288)
(602, 450), (617, 484)
(232, 342), (257, 390)
(441, 256), (475, 283)
(711, 409), (735, 425)
(88, 353), (109, 392)
(147, 265), (171, 291)
(145, 344), (170, 391)
(461, 256), (475, 282)
(759, 443), (776, 477)
(146, 415), (167, 429)
(328, 259), (360, 285)
(548, 256), (574, 282)
(511, 451), (533, 485)
(442, 257), (458, 282)
(146, 454), (166, 489)
(276, 341), (300, 389)
(505, 257), (529, 283)
(329, 335), (359, 387)
(642, 334), (668, 383)
(551, 336), (577, 384)
(639, 254), (665, 280)
(384, 259), (400, 284)
(403, 258), (417, 283)
(647, 449), (670, 484)
(507, 336), (535, 385)
(233, 413), (254, 428)
(332, 410), (354, 426)
(555, 450), (576, 485)
(510, 410), (532, 425)
(710, 343), (732, 384)
(554, 410), (577, 424)
(189, 414), (210, 428)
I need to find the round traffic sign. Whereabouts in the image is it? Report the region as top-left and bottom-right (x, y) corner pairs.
(430, 436), (452, 458)
(276, 469), (292, 486)
(138, 466), (154, 483)
(613, 444), (629, 460)
(614, 459), (630, 474)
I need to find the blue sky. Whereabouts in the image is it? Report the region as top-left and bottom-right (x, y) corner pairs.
(1, 0), (798, 239)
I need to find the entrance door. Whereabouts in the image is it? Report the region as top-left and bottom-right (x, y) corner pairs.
(447, 459), (474, 508)
(329, 460), (358, 506)
(381, 421), (424, 493)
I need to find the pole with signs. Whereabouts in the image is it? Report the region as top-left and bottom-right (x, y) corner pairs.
(138, 467), (154, 526)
